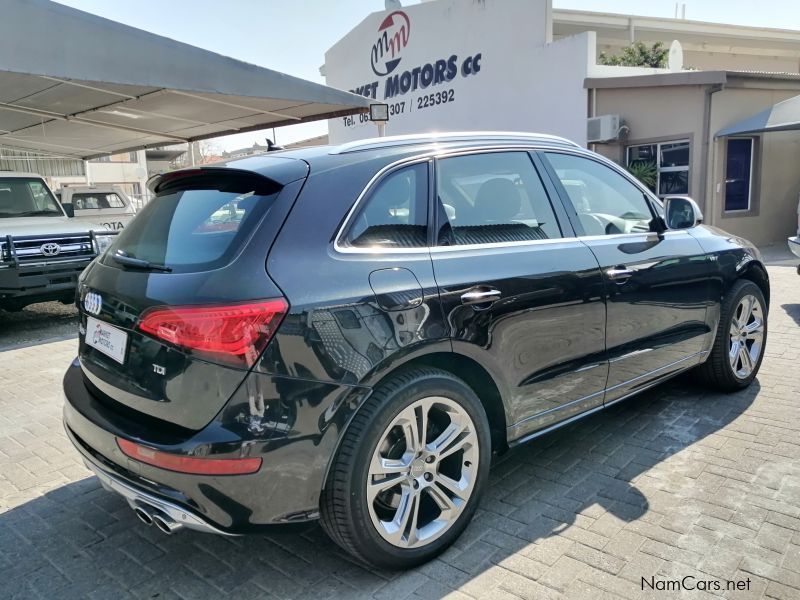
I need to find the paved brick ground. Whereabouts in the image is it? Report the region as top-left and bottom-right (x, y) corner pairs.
(1, 264), (798, 600)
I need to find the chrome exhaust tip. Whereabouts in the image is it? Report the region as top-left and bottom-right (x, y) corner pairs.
(133, 506), (153, 526)
(152, 513), (183, 535)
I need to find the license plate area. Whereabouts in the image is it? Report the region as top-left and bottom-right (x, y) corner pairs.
(85, 316), (128, 364)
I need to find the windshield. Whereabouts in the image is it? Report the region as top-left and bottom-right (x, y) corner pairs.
(0, 178), (64, 218)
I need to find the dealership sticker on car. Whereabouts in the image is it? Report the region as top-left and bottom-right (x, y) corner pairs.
(86, 316), (128, 364)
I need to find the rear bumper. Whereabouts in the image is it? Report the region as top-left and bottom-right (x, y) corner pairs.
(73, 435), (231, 536)
(62, 357), (371, 532)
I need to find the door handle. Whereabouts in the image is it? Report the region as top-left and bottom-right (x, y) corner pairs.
(460, 288), (502, 306)
(606, 266), (634, 282)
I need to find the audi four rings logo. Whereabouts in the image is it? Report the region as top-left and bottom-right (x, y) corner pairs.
(370, 10), (410, 76)
(84, 292), (102, 316)
(40, 242), (61, 256)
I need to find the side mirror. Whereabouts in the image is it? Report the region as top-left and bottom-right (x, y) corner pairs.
(664, 196), (702, 230)
(62, 203), (75, 218)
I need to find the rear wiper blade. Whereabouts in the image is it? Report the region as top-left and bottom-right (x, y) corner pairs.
(111, 253), (172, 272)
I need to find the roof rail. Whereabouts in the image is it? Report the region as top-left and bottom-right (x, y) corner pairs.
(330, 131), (581, 154)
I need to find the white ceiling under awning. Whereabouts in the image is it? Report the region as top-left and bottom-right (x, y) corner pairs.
(0, 0), (370, 159)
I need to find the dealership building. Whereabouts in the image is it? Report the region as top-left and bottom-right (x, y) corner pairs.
(323, 0), (800, 245)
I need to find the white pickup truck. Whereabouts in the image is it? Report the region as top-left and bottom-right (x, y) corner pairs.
(55, 185), (137, 231)
(0, 173), (117, 311)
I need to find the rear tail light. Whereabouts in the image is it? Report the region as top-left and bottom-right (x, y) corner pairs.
(117, 438), (261, 475)
(138, 299), (287, 367)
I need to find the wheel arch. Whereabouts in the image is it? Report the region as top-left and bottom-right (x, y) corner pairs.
(737, 261), (770, 308)
(320, 348), (510, 497)
(396, 352), (509, 454)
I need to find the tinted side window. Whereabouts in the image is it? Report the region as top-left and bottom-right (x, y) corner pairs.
(345, 163), (428, 248)
(72, 194), (101, 210)
(435, 152), (562, 245)
(545, 152), (654, 236)
(73, 193), (126, 210)
(105, 193), (126, 208)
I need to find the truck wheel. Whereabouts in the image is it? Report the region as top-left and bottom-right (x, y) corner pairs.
(696, 280), (767, 392)
(320, 367), (490, 569)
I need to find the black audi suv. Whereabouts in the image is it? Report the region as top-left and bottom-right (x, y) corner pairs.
(63, 132), (769, 569)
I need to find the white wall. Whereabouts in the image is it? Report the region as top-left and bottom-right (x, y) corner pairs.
(87, 149), (148, 196)
(324, 0), (596, 144)
(524, 32), (596, 146)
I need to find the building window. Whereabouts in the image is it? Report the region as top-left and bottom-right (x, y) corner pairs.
(724, 138), (754, 212)
(626, 140), (690, 197)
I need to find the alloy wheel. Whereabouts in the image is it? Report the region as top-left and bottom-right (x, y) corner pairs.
(728, 294), (765, 379)
(366, 396), (479, 549)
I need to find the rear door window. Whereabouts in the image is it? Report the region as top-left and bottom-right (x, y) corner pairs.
(104, 174), (281, 272)
(435, 152), (562, 245)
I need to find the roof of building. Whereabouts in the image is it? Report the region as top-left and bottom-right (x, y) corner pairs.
(554, 9), (800, 59)
(0, 0), (369, 160)
(585, 70), (800, 89)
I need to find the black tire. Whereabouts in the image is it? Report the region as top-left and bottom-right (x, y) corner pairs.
(320, 367), (491, 569)
(696, 279), (767, 392)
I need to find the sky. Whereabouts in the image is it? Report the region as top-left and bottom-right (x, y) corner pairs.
(53, 0), (800, 151)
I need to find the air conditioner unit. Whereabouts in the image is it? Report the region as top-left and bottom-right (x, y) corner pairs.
(587, 115), (621, 143)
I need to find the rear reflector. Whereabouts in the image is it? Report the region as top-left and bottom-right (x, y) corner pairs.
(117, 438), (262, 475)
(138, 299), (287, 367)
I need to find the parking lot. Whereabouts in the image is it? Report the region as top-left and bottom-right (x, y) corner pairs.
(0, 258), (798, 600)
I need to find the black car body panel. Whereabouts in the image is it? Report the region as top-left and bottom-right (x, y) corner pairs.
(64, 357), (371, 528)
(77, 175), (306, 430)
(62, 134), (769, 534)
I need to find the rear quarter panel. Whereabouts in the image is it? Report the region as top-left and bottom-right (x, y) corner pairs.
(260, 152), (452, 387)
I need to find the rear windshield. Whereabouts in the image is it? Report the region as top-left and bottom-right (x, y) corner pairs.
(0, 178), (63, 218)
(104, 174), (281, 272)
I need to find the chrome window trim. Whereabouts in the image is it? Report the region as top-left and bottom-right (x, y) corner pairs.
(333, 155), (434, 255)
(333, 144), (675, 256)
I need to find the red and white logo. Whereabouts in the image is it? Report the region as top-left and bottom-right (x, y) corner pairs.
(370, 11), (410, 77)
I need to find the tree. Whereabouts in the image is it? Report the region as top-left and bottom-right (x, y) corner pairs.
(626, 161), (657, 191)
(599, 41), (669, 68)
(197, 140), (222, 163)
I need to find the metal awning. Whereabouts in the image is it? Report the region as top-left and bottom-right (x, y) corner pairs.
(0, 0), (370, 159)
(716, 94), (800, 137)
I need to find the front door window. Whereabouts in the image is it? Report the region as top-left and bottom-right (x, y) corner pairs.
(545, 152), (654, 236)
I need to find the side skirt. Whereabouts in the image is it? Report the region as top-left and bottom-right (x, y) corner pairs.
(507, 351), (708, 448)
